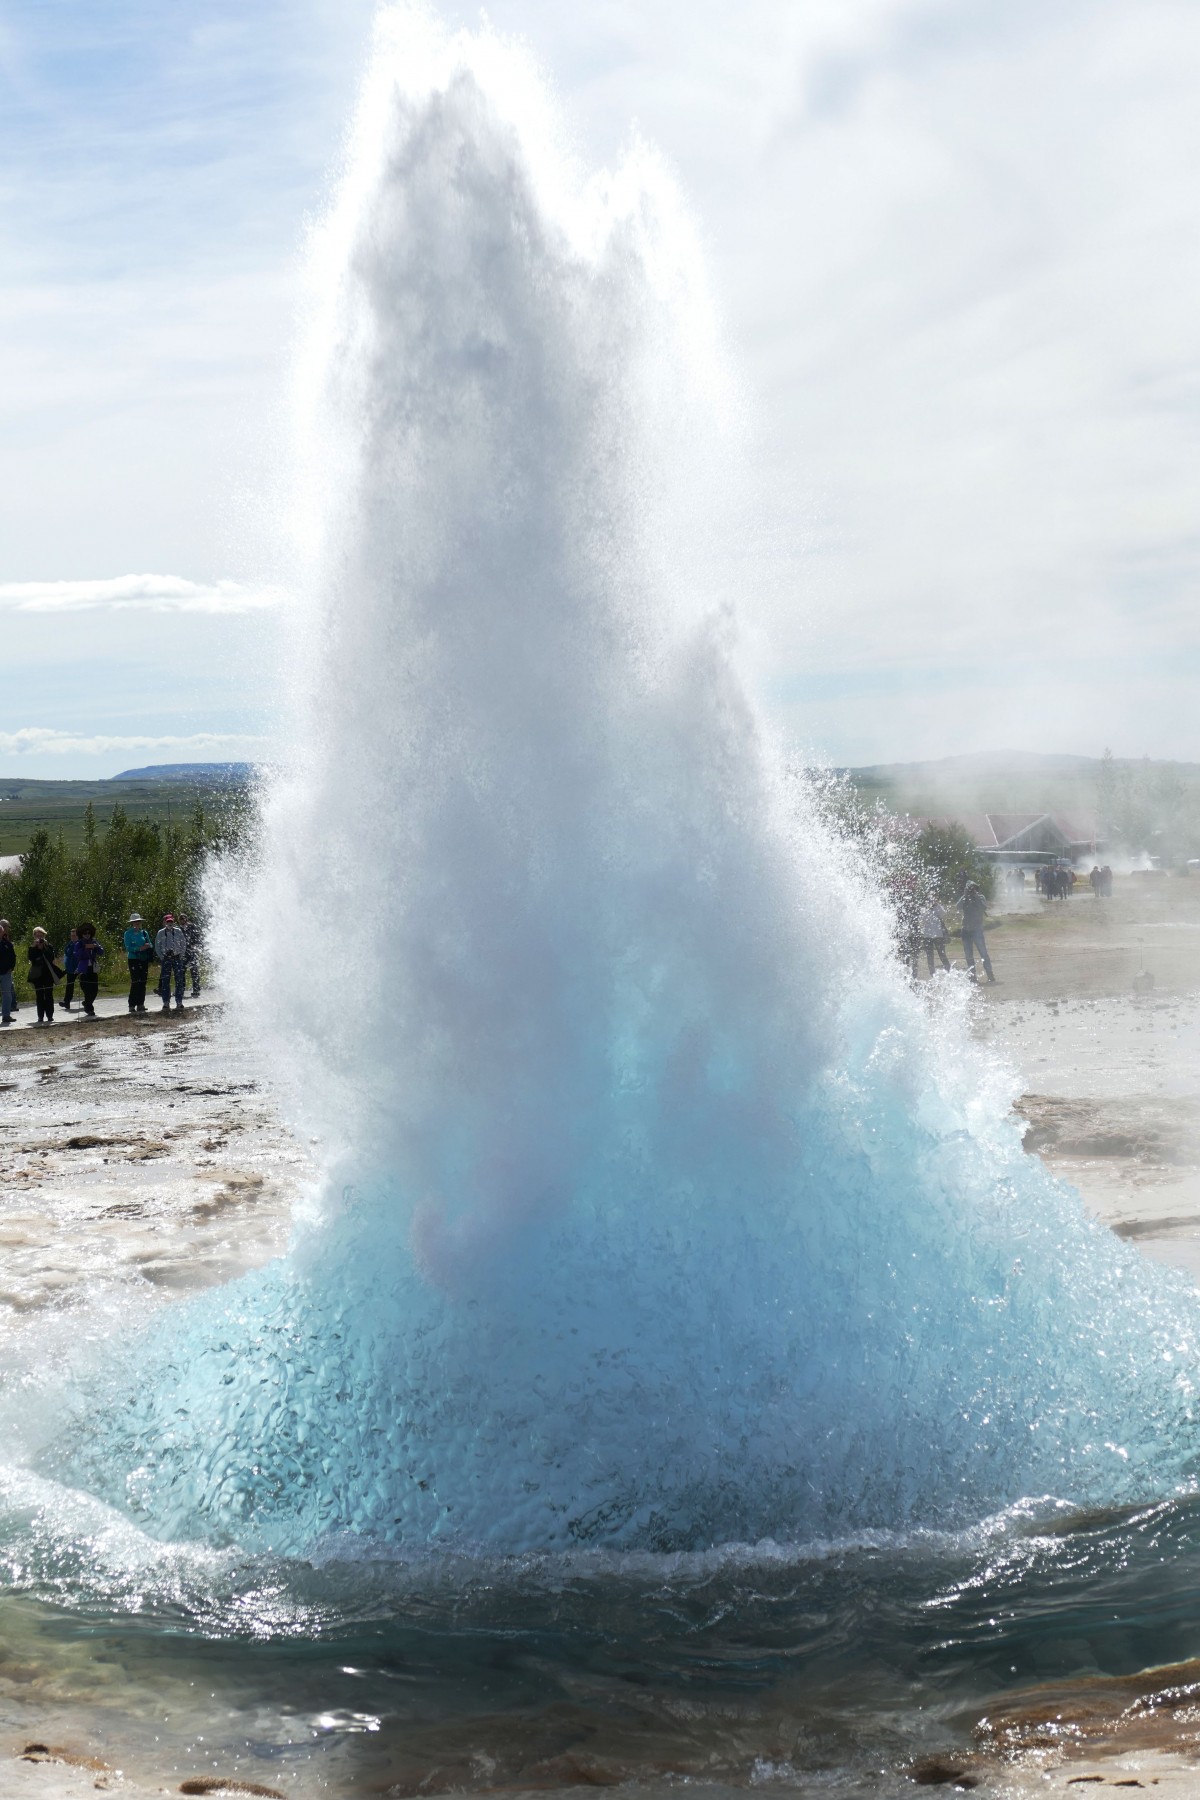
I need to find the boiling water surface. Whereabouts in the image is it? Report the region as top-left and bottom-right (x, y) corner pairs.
(6, 1498), (1200, 1794)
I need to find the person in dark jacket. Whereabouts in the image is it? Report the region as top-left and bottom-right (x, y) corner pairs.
(75, 922), (104, 1016)
(0, 918), (16, 1025)
(960, 883), (996, 983)
(123, 912), (153, 1014)
(27, 927), (62, 1024)
(180, 914), (203, 998)
(62, 926), (80, 1009)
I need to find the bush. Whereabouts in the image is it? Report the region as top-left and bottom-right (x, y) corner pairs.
(911, 822), (995, 902)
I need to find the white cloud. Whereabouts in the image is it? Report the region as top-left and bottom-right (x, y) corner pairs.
(0, 727), (271, 757)
(0, 574), (285, 614)
(3, 0), (1199, 765)
(690, 0), (1200, 760)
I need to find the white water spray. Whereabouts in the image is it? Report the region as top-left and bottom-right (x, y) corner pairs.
(53, 9), (1200, 1553)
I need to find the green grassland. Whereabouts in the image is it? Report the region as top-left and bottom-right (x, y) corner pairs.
(0, 774), (249, 858)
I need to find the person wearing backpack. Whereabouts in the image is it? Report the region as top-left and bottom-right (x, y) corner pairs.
(75, 922), (105, 1016)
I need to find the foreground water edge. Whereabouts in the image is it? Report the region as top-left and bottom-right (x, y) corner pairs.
(8, 1496), (1200, 1795)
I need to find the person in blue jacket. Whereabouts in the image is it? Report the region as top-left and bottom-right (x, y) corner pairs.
(123, 912), (154, 1015)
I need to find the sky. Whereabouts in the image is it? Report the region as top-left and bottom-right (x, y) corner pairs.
(1, 0), (1198, 777)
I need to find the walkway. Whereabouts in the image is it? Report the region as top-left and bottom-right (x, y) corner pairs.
(1, 990), (222, 1033)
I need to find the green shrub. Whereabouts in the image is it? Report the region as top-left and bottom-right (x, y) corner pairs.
(911, 821), (995, 901)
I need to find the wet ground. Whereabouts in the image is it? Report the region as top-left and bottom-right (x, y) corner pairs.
(0, 999), (305, 1332)
(0, 1002), (315, 1796)
(2, 876), (1200, 1798)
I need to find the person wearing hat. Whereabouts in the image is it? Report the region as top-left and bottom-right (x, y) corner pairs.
(123, 912), (154, 1015)
(154, 912), (188, 1012)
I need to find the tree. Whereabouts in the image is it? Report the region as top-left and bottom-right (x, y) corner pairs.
(1097, 754), (1200, 864)
(911, 821), (995, 900)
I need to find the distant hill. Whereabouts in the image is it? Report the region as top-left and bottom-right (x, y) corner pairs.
(112, 762), (255, 783)
(840, 752), (1200, 857)
(850, 750), (1108, 783)
(846, 752), (1200, 801)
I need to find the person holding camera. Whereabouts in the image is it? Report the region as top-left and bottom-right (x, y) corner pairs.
(960, 883), (996, 984)
(28, 927), (63, 1025)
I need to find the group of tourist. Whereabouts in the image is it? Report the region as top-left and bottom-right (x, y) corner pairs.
(1036, 861), (1080, 898)
(1004, 859), (1115, 899)
(0, 912), (203, 1027)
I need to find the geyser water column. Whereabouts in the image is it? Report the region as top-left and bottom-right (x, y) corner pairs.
(55, 7), (1200, 1554)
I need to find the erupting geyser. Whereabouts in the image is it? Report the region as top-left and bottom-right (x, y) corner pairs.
(55, 8), (1200, 1554)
